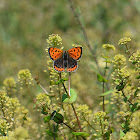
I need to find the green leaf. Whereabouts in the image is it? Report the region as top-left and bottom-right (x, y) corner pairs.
(72, 132), (90, 137)
(97, 73), (108, 82)
(103, 60), (112, 63)
(114, 79), (121, 85)
(136, 75), (140, 79)
(116, 81), (126, 91)
(52, 111), (64, 124)
(46, 130), (57, 137)
(100, 90), (113, 96)
(123, 97), (127, 103)
(55, 79), (63, 85)
(44, 115), (51, 123)
(62, 88), (77, 103)
(134, 88), (139, 97)
(41, 106), (48, 115)
(63, 78), (69, 81)
(50, 80), (55, 85)
(132, 61), (137, 64)
(120, 130), (125, 138)
(55, 78), (68, 85)
(121, 123), (125, 128)
(130, 103), (138, 112)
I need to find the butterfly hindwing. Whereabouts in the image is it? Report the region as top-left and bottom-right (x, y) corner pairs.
(67, 56), (78, 72)
(48, 47), (63, 60)
(54, 56), (65, 72)
(67, 47), (82, 60)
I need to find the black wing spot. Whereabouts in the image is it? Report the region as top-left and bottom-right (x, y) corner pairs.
(55, 50), (57, 52)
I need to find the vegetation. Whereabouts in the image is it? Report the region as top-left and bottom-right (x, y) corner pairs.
(0, 0), (140, 140)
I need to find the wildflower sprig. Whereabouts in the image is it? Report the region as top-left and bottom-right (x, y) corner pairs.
(118, 37), (131, 53)
(118, 37), (131, 45)
(18, 69), (33, 87)
(0, 90), (32, 139)
(46, 34), (62, 48)
(102, 44), (115, 51)
(3, 77), (16, 96)
(100, 44), (116, 112)
(129, 49), (140, 73)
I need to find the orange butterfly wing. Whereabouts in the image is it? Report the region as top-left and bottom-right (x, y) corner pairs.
(67, 47), (82, 60)
(48, 47), (63, 60)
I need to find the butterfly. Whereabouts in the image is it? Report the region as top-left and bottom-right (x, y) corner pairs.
(48, 47), (82, 72)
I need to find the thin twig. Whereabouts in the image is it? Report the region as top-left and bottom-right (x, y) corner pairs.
(122, 90), (134, 106)
(68, 0), (101, 74)
(82, 115), (96, 130)
(71, 104), (82, 132)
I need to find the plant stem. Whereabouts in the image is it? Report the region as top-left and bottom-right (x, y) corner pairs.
(100, 119), (105, 140)
(71, 104), (83, 132)
(69, 73), (71, 96)
(59, 73), (70, 97)
(82, 115), (96, 130)
(102, 62), (107, 112)
(63, 122), (76, 132)
(59, 73), (82, 132)
(122, 90), (134, 106)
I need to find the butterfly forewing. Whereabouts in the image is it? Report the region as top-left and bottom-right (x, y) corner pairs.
(67, 47), (82, 60)
(48, 47), (63, 60)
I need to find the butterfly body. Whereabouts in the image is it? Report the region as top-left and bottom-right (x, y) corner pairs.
(48, 47), (82, 72)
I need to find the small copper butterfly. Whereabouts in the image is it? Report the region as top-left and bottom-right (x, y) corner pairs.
(48, 47), (82, 72)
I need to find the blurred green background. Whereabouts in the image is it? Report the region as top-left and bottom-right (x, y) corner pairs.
(0, 0), (140, 107)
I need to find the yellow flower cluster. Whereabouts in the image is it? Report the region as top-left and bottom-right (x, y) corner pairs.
(129, 49), (140, 72)
(121, 131), (138, 140)
(117, 111), (131, 117)
(0, 136), (9, 140)
(112, 54), (126, 66)
(0, 90), (31, 134)
(94, 111), (106, 119)
(18, 69), (33, 86)
(102, 44), (115, 51)
(130, 111), (140, 133)
(0, 120), (9, 135)
(72, 44), (82, 48)
(77, 104), (92, 117)
(100, 100), (109, 106)
(117, 66), (130, 79)
(8, 126), (29, 140)
(3, 77), (16, 95)
(118, 37), (131, 45)
(46, 34), (62, 48)
(93, 111), (109, 138)
(36, 93), (51, 107)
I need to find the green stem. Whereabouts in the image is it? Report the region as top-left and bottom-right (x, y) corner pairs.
(100, 119), (105, 140)
(59, 73), (82, 132)
(102, 62), (107, 112)
(82, 115), (96, 130)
